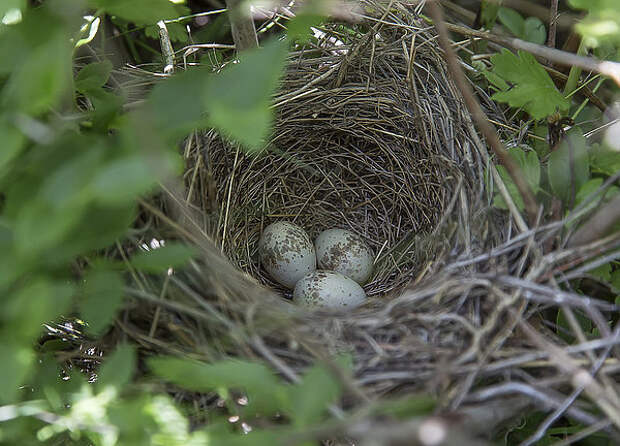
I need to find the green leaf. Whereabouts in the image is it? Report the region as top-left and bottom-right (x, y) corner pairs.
(88, 0), (180, 25)
(377, 395), (436, 419)
(0, 119), (26, 170)
(2, 34), (72, 114)
(590, 263), (612, 282)
(490, 49), (570, 119)
(0, 344), (34, 404)
(97, 344), (136, 392)
(479, 0), (500, 29)
(80, 269), (125, 335)
(75, 61), (113, 93)
(548, 128), (590, 204)
(91, 156), (157, 205)
(611, 270), (620, 292)
(492, 146), (540, 211)
(205, 38), (288, 150)
(498, 7), (525, 38)
(149, 357), (286, 414)
(524, 17), (547, 45)
(147, 67), (212, 140)
(590, 143), (620, 176)
(4, 280), (74, 343)
(289, 364), (341, 427)
(130, 242), (197, 272)
(287, 13), (325, 42)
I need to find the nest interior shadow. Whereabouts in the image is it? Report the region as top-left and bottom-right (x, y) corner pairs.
(191, 16), (485, 298)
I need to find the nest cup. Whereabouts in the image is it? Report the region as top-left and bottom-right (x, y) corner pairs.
(195, 14), (484, 299)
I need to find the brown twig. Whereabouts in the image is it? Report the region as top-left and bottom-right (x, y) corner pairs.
(568, 195), (620, 247)
(427, 0), (539, 225)
(444, 22), (620, 86)
(546, 0), (559, 50)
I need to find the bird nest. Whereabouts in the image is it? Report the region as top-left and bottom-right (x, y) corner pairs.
(97, 1), (620, 442)
(192, 19), (482, 298)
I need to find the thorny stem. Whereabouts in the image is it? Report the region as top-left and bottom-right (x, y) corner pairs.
(427, 0), (540, 225)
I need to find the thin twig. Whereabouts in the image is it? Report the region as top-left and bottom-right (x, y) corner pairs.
(427, 0), (539, 224)
(546, 0), (559, 50)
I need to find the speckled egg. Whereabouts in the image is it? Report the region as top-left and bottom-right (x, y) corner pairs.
(293, 270), (367, 309)
(258, 221), (316, 288)
(315, 229), (374, 284)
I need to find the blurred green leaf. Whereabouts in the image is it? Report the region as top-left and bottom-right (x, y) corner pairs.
(548, 128), (590, 204)
(205, 38), (288, 150)
(5, 280), (74, 343)
(289, 363), (341, 427)
(75, 60), (113, 93)
(130, 242), (197, 272)
(149, 357), (286, 414)
(1, 33), (72, 114)
(0, 344), (34, 404)
(80, 269), (125, 335)
(0, 119), (26, 169)
(88, 0), (180, 25)
(97, 344), (136, 392)
(493, 147), (540, 211)
(498, 7), (525, 38)
(91, 156), (157, 205)
(489, 49), (570, 119)
(524, 17), (547, 45)
(568, 0), (620, 46)
(147, 67), (211, 140)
